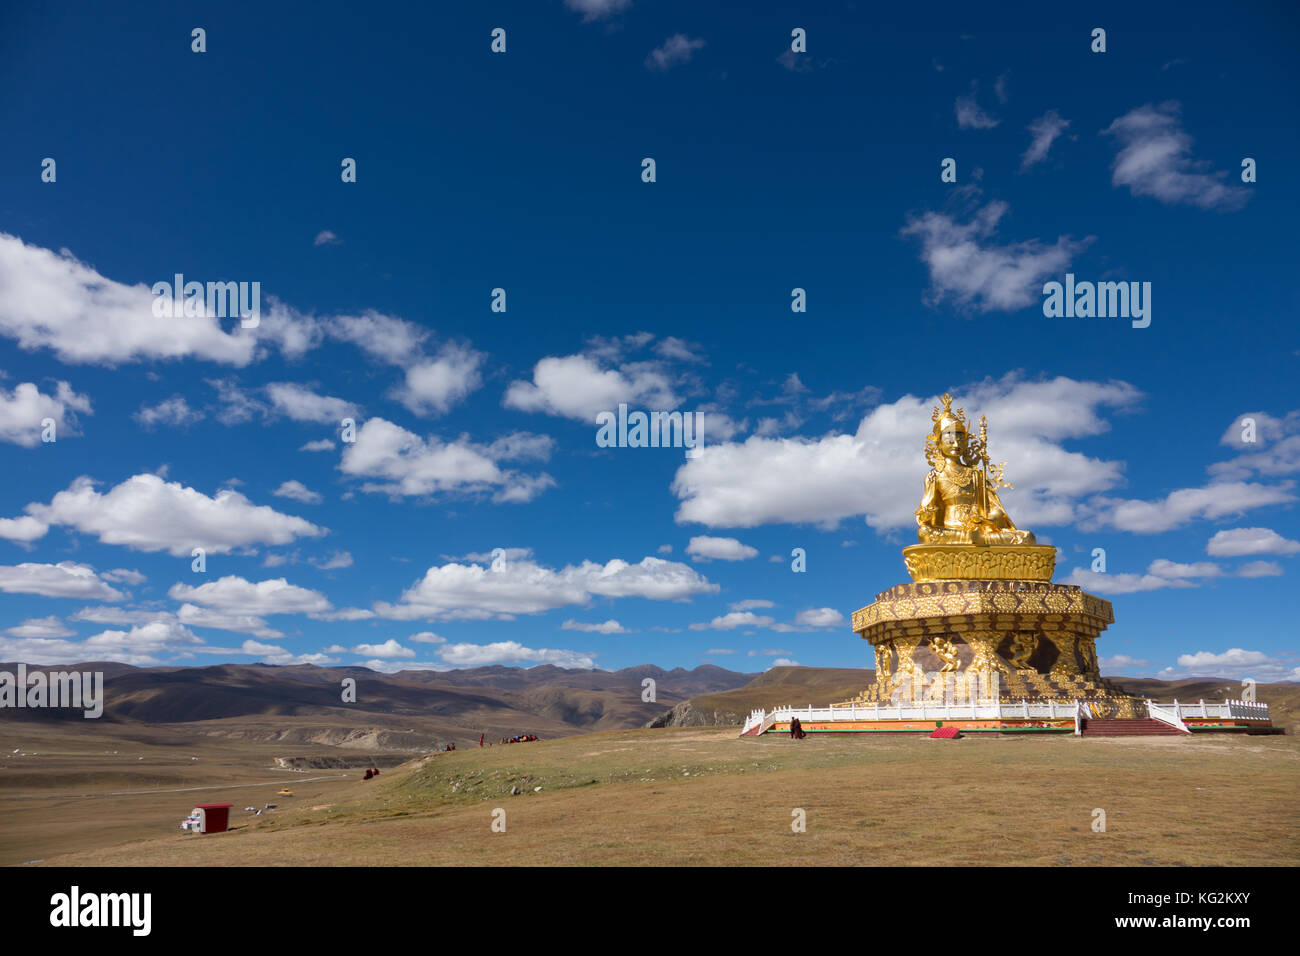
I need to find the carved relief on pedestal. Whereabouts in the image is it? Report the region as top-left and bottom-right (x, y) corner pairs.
(1045, 630), (1081, 678)
(873, 640), (894, 689)
(929, 635), (961, 672)
(967, 630), (1010, 678)
(887, 635), (923, 694)
(1007, 631), (1037, 670)
(1077, 636), (1100, 676)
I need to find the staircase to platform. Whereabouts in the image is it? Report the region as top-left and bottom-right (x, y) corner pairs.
(1080, 717), (1188, 737)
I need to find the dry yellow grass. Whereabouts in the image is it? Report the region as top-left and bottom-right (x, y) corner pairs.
(22, 726), (1300, 867)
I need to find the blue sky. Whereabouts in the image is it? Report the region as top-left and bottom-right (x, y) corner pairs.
(1, 0), (1297, 682)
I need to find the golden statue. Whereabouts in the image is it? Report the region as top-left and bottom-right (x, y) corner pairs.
(832, 388), (1144, 718)
(915, 394), (1035, 546)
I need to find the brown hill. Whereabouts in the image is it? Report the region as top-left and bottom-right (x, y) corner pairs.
(0, 661), (758, 747)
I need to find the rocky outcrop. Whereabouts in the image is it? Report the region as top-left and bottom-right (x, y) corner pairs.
(645, 700), (743, 728)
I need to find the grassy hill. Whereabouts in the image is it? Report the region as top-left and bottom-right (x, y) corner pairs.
(29, 725), (1300, 867)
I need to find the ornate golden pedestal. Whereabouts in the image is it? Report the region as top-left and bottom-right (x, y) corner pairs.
(902, 544), (1057, 582)
(839, 576), (1142, 716)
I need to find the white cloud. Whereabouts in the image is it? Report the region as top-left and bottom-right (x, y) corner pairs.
(134, 396), (202, 429)
(901, 196), (1091, 313)
(673, 375), (1136, 530)
(265, 382), (359, 424)
(447, 547), (534, 565)
(1099, 654), (1150, 670)
(0, 380), (92, 447)
(85, 620), (203, 656)
(769, 658), (800, 668)
(5, 616), (75, 639)
(23, 473), (325, 556)
(0, 234), (261, 365)
(314, 607), (375, 622)
(0, 562), (125, 601)
(0, 619), (203, 666)
(272, 480), (324, 505)
(955, 82), (999, 129)
(408, 631), (446, 644)
(391, 344), (484, 416)
(1103, 102), (1248, 211)
(1218, 411), (1297, 450)
(325, 312), (429, 367)
(300, 439), (335, 452)
(313, 230), (341, 246)
(646, 34), (705, 71)
(655, 337), (703, 362)
(504, 353), (678, 423)
(1145, 558), (1221, 579)
(565, 0), (631, 21)
(0, 515), (50, 543)
(238, 639), (336, 666)
(175, 603), (282, 639)
(1159, 648), (1300, 682)
(436, 641), (596, 669)
(1237, 560), (1283, 578)
(728, 599), (774, 611)
(353, 639), (416, 659)
(71, 606), (176, 626)
(792, 607), (844, 628)
(994, 72), (1009, 104)
(1061, 566), (1196, 595)
(167, 575), (341, 638)
(1206, 527), (1300, 557)
(686, 535), (759, 562)
(361, 659), (450, 674)
(376, 555), (717, 621)
(339, 417), (554, 503)
(207, 378), (269, 425)
(1175, 648), (1270, 669)
(310, 550), (353, 570)
(561, 619), (630, 634)
(1088, 481), (1296, 534)
(690, 611), (775, 631)
(1021, 110), (1069, 169)
(101, 568), (146, 585)
(168, 575), (333, 616)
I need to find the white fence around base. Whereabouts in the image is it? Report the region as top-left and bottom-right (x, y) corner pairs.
(1148, 698), (1270, 722)
(741, 700), (1079, 734)
(739, 697), (1271, 735)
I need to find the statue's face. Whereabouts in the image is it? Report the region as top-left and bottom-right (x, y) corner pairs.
(938, 425), (967, 458)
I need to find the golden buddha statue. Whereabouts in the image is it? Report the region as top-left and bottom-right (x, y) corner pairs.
(915, 394), (1035, 547)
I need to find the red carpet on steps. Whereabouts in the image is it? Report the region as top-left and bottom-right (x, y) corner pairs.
(1080, 718), (1187, 736)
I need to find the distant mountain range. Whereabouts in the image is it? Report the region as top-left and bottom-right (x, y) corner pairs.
(4, 662), (1293, 747)
(0, 662), (757, 748)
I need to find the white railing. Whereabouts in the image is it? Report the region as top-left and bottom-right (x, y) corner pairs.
(740, 697), (1272, 735)
(1222, 699), (1271, 720)
(1146, 698), (1271, 722)
(744, 699), (1080, 727)
(1146, 700), (1191, 734)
